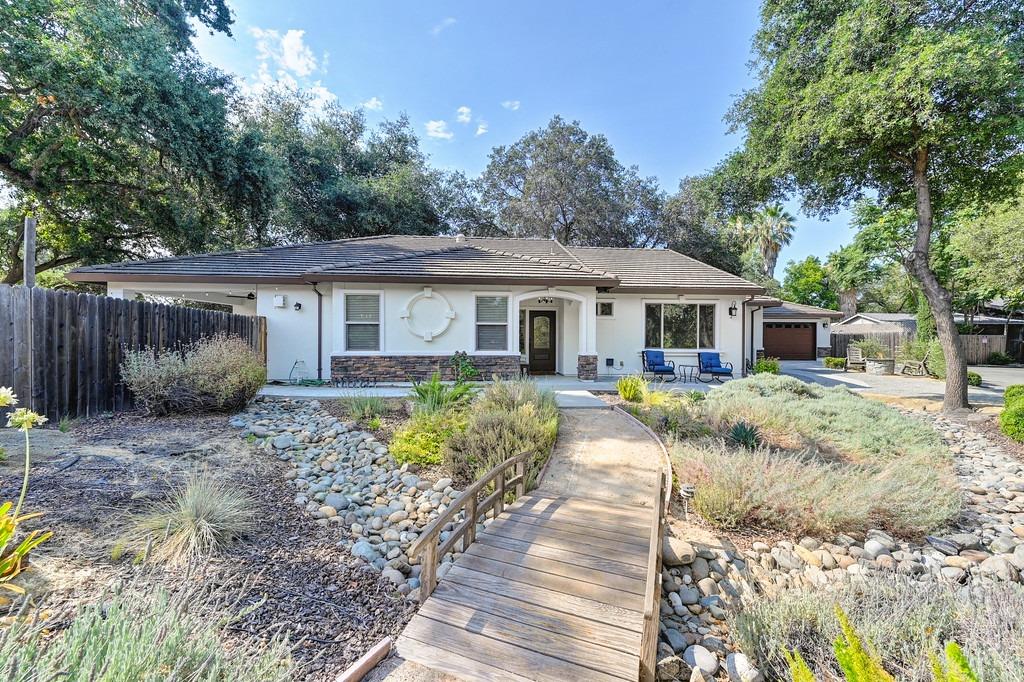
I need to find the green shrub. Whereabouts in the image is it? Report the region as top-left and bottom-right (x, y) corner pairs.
(367, 415), (383, 431)
(391, 411), (468, 465)
(0, 585), (293, 680)
(729, 421), (762, 448)
(733, 577), (1022, 681)
(1000, 404), (1024, 443)
(122, 471), (254, 565)
(448, 351), (480, 383)
(408, 372), (476, 415)
(753, 357), (781, 374)
(444, 379), (558, 485)
(616, 374), (647, 403)
(987, 351), (1014, 365)
(121, 335), (266, 415)
(967, 371), (982, 387)
(851, 338), (889, 359)
(684, 390), (706, 404)
(824, 356), (846, 369)
(339, 394), (387, 420)
(1005, 384), (1024, 406)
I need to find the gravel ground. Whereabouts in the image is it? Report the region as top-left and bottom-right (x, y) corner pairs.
(2, 410), (414, 681)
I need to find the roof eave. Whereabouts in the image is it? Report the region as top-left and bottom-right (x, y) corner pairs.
(607, 285), (767, 296)
(66, 272), (307, 285)
(305, 273), (619, 287)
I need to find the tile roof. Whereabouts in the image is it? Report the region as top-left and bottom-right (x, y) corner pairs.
(68, 234), (765, 293)
(763, 301), (845, 319)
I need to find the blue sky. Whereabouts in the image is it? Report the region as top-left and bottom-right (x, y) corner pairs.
(193, 1), (855, 269)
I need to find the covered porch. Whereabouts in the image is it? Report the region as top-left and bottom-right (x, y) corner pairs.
(513, 288), (597, 379)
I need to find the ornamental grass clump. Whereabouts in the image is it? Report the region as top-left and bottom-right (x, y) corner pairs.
(121, 335), (266, 415)
(616, 374), (647, 403)
(681, 374), (960, 535)
(121, 470), (255, 565)
(0, 584), (293, 681)
(408, 372), (476, 415)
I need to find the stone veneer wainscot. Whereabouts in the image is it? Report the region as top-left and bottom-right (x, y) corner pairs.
(332, 354), (521, 382)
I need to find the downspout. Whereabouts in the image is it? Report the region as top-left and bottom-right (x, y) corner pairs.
(312, 283), (324, 381)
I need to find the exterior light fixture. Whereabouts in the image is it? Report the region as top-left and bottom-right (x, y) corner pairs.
(728, 301), (738, 317)
(293, 301), (302, 311)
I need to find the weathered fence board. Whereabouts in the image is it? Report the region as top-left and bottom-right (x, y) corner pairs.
(0, 285), (267, 420)
(831, 329), (1008, 365)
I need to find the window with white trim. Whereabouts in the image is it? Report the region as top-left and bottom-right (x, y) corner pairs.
(345, 293), (381, 351)
(596, 301), (614, 317)
(475, 295), (508, 351)
(644, 303), (715, 349)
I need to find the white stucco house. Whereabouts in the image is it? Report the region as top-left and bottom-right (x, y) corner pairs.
(68, 235), (779, 382)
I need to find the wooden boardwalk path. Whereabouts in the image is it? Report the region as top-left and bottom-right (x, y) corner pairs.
(396, 410), (670, 682)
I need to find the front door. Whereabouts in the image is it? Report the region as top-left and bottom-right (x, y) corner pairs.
(528, 310), (556, 374)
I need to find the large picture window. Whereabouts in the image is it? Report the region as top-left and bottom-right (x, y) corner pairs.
(644, 303), (715, 349)
(476, 295), (509, 351)
(345, 293), (381, 351)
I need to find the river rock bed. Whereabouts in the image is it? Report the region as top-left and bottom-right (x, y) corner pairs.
(230, 397), (465, 598)
(656, 409), (1024, 681)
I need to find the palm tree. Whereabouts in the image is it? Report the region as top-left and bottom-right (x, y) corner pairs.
(747, 205), (795, 279)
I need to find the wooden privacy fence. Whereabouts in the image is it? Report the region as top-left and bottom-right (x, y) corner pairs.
(0, 285), (267, 420)
(832, 329), (1008, 364)
(830, 330), (909, 359)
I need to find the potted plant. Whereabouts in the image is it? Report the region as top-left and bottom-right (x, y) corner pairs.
(852, 339), (894, 375)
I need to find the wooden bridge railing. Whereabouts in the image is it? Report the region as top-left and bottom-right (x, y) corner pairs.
(639, 470), (669, 682)
(408, 450), (533, 600)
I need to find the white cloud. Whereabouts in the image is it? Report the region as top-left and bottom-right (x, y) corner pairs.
(425, 120), (454, 140)
(250, 27), (318, 77)
(475, 121), (489, 136)
(501, 100), (521, 111)
(456, 106), (472, 124)
(362, 96), (383, 110)
(431, 17), (456, 36)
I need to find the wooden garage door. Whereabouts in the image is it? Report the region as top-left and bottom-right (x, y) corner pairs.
(763, 322), (815, 360)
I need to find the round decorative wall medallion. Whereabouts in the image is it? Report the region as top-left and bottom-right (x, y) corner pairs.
(400, 287), (455, 342)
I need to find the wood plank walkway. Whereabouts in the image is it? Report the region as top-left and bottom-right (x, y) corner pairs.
(396, 491), (655, 681)
(393, 405), (671, 679)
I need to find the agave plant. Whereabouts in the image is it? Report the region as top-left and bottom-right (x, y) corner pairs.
(729, 421), (762, 449)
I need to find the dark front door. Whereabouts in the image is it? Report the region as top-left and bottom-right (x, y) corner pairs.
(528, 310), (556, 374)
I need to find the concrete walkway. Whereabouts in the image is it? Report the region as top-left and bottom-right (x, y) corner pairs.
(540, 407), (666, 507)
(259, 383), (609, 408)
(781, 360), (1010, 405)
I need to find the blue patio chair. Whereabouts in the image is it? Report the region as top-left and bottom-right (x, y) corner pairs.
(697, 352), (733, 383)
(641, 350), (677, 382)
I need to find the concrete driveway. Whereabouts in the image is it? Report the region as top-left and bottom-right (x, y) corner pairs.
(780, 361), (1022, 406)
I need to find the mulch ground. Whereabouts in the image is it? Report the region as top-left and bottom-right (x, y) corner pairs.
(2, 410), (415, 681)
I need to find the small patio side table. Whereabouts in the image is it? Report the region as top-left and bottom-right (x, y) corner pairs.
(677, 365), (698, 383)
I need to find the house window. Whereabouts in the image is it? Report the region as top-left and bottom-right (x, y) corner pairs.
(596, 301), (614, 317)
(476, 295), (509, 351)
(644, 303), (715, 349)
(345, 293), (380, 351)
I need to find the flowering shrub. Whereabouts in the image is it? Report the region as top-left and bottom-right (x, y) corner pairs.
(0, 387), (52, 593)
(121, 335), (266, 415)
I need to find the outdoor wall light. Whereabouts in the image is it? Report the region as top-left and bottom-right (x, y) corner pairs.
(823, 321), (830, 328)
(293, 301), (302, 311)
(728, 301), (738, 317)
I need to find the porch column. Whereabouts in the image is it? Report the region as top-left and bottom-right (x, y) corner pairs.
(576, 289), (598, 380)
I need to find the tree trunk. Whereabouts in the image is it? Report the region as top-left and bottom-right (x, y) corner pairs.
(906, 147), (969, 411)
(838, 289), (857, 318)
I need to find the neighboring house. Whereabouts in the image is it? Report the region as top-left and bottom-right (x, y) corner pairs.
(758, 301), (844, 360)
(68, 235), (772, 382)
(834, 311), (1024, 360)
